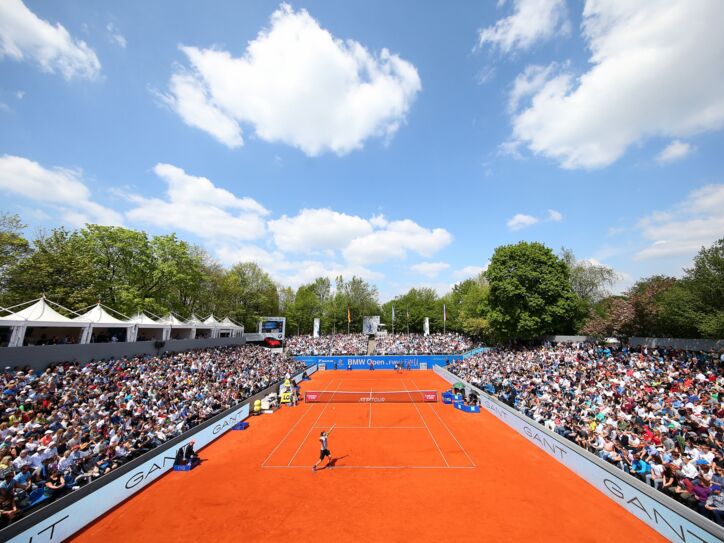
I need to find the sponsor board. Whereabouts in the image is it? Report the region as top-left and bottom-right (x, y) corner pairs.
(433, 366), (724, 543)
(294, 355), (462, 370)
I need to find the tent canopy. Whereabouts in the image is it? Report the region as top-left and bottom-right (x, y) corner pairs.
(159, 314), (190, 327)
(203, 315), (221, 326)
(220, 317), (242, 329)
(187, 314), (213, 328)
(128, 312), (167, 328)
(75, 304), (134, 328)
(0, 298), (89, 328)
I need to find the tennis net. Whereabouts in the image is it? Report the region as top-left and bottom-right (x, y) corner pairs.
(305, 390), (438, 403)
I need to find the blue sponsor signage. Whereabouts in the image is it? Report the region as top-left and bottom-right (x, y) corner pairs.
(293, 354), (462, 370)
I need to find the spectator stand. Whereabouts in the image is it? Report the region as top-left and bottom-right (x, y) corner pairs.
(0, 356), (316, 542)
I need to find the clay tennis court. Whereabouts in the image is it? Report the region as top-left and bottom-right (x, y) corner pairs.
(70, 370), (665, 542)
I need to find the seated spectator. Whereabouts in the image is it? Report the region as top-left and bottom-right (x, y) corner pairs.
(447, 342), (723, 523)
(0, 344), (306, 525)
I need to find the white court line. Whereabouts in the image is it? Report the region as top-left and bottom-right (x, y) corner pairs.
(262, 465), (475, 470)
(410, 377), (477, 468)
(287, 378), (343, 466)
(311, 426), (424, 429)
(261, 374), (338, 467)
(369, 387), (372, 428)
(402, 378), (449, 467)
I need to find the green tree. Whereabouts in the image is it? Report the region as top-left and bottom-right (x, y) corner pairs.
(560, 248), (618, 305)
(486, 241), (578, 340)
(382, 287), (438, 333)
(217, 262), (280, 330)
(328, 276), (379, 333)
(0, 213), (30, 299)
(448, 274), (491, 338)
(658, 238), (724, 338)
(3, 227), (96, 310)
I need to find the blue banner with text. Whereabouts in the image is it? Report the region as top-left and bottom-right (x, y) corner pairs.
(293, 354), (462, 370)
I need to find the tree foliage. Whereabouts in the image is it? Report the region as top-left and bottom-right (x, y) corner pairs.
(486, 242), (578, 340)
(581, 239), (723, 339)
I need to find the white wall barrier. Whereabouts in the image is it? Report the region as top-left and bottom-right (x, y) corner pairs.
(5, 364), (317, 543)
(434, 365), (724, 543)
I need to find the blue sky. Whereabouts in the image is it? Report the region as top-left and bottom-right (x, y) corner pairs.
(1, 0), (723, 301)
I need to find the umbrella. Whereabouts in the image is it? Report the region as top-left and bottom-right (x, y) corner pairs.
(453, 382), (465, 389)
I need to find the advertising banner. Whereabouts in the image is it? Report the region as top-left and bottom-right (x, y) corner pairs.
(313, 318), (320, 338)
(424, 317), (430, 336)
(294, 354), (462, 370)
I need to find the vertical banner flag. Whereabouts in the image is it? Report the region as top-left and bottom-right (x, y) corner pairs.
(313, 318), (320, 338)
(443, 304), (447, 321)
(347, 307), (351, 323)
(392, 305), (395, 322)
(424, 317), (430, 336)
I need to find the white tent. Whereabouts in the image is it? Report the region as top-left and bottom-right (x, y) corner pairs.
(220, 317), (244, 338)
(128, 312), (170, 341)
(74, 304), (135, 343)
(160, 313), (195, 340)
(0, 297), (91, 347)
(203, 315), (221, 339)
(187, 314), (214, 339)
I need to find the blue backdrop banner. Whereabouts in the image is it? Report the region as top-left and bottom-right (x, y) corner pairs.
(293, 354), (462, 370)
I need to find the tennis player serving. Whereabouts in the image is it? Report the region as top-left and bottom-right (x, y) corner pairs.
(312, 424), (335, 471)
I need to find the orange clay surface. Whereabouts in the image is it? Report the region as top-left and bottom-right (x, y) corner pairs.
(71, 370), (665, 543)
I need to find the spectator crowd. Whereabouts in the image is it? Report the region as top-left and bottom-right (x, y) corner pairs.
(286, 332), (473, 356)
(286, 334), (369, 355)
(374, 333), (472, 355)
(0, 345), (304, 526)
(447, 343), (724, 525)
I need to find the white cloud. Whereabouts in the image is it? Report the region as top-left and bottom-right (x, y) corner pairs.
(547, 208), (563, 221)
(410, 262), (450, 278)
(268, 208), (373, 253)
(0, 0), (100, 79)
(276, 260), (383, 289)
(106, 23), (127, 48)
(0, 155), (121, 226)
(162, 72), (244, 148)
(635, 184), (724, 260)
(506, 213), (539, 231)
(508, 63), (560, 112)
(343, 219), (452, 264)
(509, 1), (724, 169)
(163, 4), (421, 155)
(657, 140), (693, 164)
(478, 0), (569, 54)
(216, 244), (284, 269)
(125, 163), (268, 241)
(453, 264), (488, 279)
